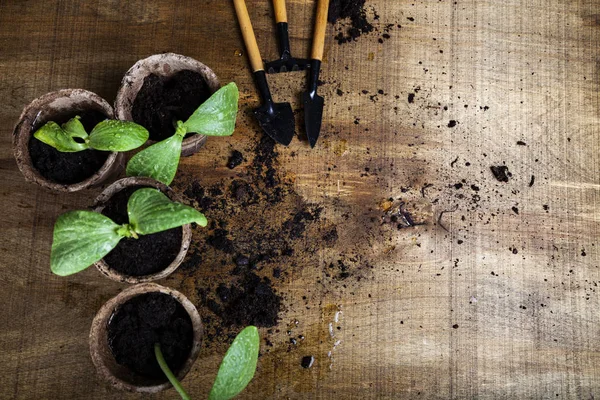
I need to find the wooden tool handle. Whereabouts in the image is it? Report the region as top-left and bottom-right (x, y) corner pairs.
(233, 0), (264, 72)
(311, 0), (330, 60)
(273, 0), (288, 23)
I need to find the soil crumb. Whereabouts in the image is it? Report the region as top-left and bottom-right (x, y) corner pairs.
(227, 150), (244, 169)
(490, 165), (512, 182)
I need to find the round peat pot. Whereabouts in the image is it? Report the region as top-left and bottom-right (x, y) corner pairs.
(93, 177), (192, 283)
(13, 89), (123, 192)
(115, 53), (220, 157)
(90, 283), (203, 393)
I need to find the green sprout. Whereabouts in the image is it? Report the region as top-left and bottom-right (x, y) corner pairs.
(126, 82), (239, 185)
(34, 116), (148, 152)
(155, 326), (260, 400)
(50, 188), (207, 276)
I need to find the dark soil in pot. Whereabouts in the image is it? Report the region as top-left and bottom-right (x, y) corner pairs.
(132, 70), (211, 141)
(28, 109), (109, 184)
(107, 292), (194, 379)
(101, 186), (182, 276)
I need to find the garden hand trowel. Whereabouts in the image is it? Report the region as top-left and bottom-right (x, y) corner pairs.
(265, 0), (309, 73)
(234, 0), (295, 146)
(302, 0), (330, 148)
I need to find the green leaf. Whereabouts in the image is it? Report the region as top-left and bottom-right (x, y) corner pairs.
(50, 211), (124, 276)
(182, 82), (239, 136)
(88, 120), (149, 152)
(62, 116), (88, 139)
(33, 121), (89, 152)
(125, 133), (183, 185)
(208, 326), (260, 400)
(127, 188), (207, 235)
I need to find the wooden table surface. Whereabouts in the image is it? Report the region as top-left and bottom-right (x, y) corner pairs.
(1, 0), (600, 399)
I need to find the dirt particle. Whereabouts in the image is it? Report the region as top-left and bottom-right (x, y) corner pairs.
(490, 165), (511, 182)
(227, 150), (244, 169)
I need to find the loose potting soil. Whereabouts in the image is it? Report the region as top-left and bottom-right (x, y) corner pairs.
(107, 292), (193, 379)
(28, 110), (109, 184)
(328, 0), (374, 44)
(132, 70), (212, 141)
(101, 186), (182, 276)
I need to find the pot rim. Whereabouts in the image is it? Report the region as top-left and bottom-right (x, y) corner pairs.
(89, 283), (203, 393)
(12, 88), (123, 192)
(114, 52), (221, 157)
(93, 176), (192, 283)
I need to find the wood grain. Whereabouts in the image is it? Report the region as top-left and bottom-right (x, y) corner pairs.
(1, 0), (600, 399)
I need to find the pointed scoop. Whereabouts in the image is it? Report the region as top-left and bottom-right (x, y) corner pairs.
(302, 91), (324, 148)
(254, 101), (295, 146)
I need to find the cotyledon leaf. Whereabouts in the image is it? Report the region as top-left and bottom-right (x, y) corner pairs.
(33, 121), (89, 152)
(125, 133), (183, 185)
(88, 120), (149, 152)
(50, 211), (124, 276)
(208, 326), (260, 400)
(182, 82), (239, 136)
(127, 188), (207, 235)
(62, 116), (89, 139)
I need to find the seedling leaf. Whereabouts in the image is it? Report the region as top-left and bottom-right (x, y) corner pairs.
(126, 133), (183, 185)
(88, 120), (149, 152)
(208, 326), (260, 400)
(183, 82), (239, 136)
(50, 211), (123, 276)
(127, 188), (207, 235)
(62, 116), (88, 139)
(33, 121), (88, 152)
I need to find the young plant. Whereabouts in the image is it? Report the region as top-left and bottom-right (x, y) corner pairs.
(126, 82), (239, 185)
(155, 326), (260, 400)
(50, 188), (207, 276)
(34, 116), (149, 152)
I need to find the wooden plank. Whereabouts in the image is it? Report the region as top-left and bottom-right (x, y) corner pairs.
(0, 0), (599, 398)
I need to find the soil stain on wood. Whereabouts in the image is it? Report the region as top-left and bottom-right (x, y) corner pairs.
(107, 292), (193, 379)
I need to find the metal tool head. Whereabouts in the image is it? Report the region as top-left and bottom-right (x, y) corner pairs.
(302, 91), (324, 148)
(265, 55), (310, 74)
(254, 101), (295, 146)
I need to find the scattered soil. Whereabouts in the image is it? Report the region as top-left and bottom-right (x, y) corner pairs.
(202, 270), (281, 328)
(490, 165), (511, 182)
(328, 0), (374, 44)
(132, 70), (211, 141)
(28, 110), (109, 184)
(173, 135), (327, 342)
(101, 186), (182, 276)
(107, 292), (194, 379)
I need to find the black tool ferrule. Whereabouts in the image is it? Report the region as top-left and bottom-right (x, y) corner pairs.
(276, 22), (291, 59)
(253, 70), (274, 109)
(307, 59), (322, 97)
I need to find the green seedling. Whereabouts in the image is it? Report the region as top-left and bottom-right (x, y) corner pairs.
(126, 82), (239, 185)
(50, 188), (207, 276)
(34, 116), (148, 152)
(155, 326), (260, 400)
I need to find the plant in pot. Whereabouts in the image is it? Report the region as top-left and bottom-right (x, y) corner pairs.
(50, 185), (207, 279)
(115, 53), (224, 157)
(126, 82), (239, 185)
(90, 283), (260, 399)
(13, 89), (135, 192)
